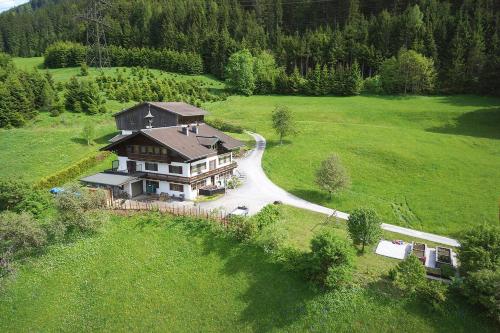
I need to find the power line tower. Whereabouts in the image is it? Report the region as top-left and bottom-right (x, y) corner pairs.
(77, 0), (111, 68)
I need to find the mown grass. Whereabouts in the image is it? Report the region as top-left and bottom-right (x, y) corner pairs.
(206, 95), (500, 236)
(1, 210), (497, 332)
(0, 112), (120, 182)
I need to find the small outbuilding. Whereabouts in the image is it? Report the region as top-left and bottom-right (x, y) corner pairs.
(80, 172), (139, 199)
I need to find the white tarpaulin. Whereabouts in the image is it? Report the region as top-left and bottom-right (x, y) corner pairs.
(375, 240), (411, 260)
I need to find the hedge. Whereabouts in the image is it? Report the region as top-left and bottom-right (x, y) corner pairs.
(205, 118), (244, 133)
(44, 42), (203, 75)
(36, 151), (111, 189)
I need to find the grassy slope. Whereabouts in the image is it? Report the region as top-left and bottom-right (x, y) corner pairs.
(206, 95), (500, 236)
(0, 211), (496, 333)
(0, 58), (223, 182)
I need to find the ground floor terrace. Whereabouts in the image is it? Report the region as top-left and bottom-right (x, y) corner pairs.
(81, 162), (237, 201)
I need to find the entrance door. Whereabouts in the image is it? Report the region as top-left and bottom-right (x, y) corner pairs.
(146, 180), (159, 194)
(131, 180), (143, 197)
(127, 161), (136, 173)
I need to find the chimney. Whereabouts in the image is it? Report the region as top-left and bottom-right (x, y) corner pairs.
(191, 123), (199, 134)
(182, 125), (189, 136)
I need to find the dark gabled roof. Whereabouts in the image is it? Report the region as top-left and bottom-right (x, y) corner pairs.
(113, 102), (208, 117)
(108, 134), (130, 143)
(101, 124), (245, 161)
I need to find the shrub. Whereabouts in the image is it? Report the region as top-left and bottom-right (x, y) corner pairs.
(80, 62), (89, 76)
(205, 118), (244, 133)
(252, 204), (281, 230)
(417, 280), (448, 310)
(362, 75), (383, 94)
(440, 263), (456, 279)
(0, 179), (49, 217)
(458, 225), (500, 275)
(253, 223), (288, 254)
(347, 208), (382, 252)
(0, 211), (46, 254)
(53, 185), (107, 237)
(226, 215), (256, 241)
(389, 254), (427, 295)
(462, 269), (500, 323)
(306, 230), (354, 289)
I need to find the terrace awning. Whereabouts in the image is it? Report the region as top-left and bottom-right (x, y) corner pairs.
(80, 173), (138, 186)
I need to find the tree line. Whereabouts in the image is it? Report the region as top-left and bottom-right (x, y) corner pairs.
(0, 0), (498, 95)
(44, 41), (203, 74)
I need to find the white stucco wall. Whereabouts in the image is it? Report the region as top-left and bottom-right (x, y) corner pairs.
(117, 156), (128, 171)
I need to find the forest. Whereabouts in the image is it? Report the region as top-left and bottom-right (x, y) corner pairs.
(0, 0), (498, 96)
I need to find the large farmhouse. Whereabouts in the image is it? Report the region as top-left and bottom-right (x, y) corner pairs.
(81, 102), (244, 200)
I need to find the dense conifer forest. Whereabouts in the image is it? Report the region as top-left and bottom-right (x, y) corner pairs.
(0, 0), (499, 95)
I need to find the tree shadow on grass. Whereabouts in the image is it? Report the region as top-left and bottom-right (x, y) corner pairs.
(265, 139), (293, 149)
(70, 132), (116, 146)
(426, 107), (500, 139)
(289, 188), (331, 206)
(169, 218), (316, 332)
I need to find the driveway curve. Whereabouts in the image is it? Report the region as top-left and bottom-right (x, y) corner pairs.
(199, 132), (459, 247)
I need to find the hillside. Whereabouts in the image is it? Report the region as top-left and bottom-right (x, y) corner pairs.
(1, 210), (497, 332)
(1, 0), (498, 95)
(207, 94), (500, 236)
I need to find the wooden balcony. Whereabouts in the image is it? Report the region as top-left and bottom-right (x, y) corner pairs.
(127, 153), (171, 163)
(143, 162), (237, 184)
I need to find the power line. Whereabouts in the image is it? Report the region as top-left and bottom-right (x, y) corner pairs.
(76, 0), (111, 68)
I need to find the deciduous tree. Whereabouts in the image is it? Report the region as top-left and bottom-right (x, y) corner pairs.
(347, 207), (382, 252)
(315, 154), (350, 199)
(271, 105), (297, 145)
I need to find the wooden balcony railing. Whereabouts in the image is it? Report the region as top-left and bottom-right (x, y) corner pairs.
(127, 153), (171, 163)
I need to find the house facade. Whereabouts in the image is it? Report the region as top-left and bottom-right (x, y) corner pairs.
(81, 102), (244, 201)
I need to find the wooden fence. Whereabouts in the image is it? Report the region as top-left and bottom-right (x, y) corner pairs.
(106, 199), (230, 226)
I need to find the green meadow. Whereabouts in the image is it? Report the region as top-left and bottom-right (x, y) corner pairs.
(206, 95), (500, 236)
(3, 58), (500, 236)
(0, 209), (496, 333)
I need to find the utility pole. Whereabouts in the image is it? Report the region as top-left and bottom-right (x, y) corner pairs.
(77, 0), (111, 68)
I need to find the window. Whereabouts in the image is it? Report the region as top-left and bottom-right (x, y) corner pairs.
(170, 183), (184, 192)
(190, 162), (206, 175)
(218, 154), (231, 165)
(140, 146), (147, 154)
(147, 146), (154, 154)
(154, 146), (160, 155)
(169, 165), (183, 174)
(145, 162), (158, 171)
(209, 160), (216, 170)
(126, 145), (134, 153)
(161, 148), (168, 155)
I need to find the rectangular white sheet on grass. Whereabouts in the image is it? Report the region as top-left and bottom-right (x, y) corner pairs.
(375, 240), (411, 260)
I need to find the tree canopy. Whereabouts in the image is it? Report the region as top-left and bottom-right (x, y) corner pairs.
(0, 0), (497, 95)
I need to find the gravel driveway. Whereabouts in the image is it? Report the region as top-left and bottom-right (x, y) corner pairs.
(199, 132), (459, 247)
